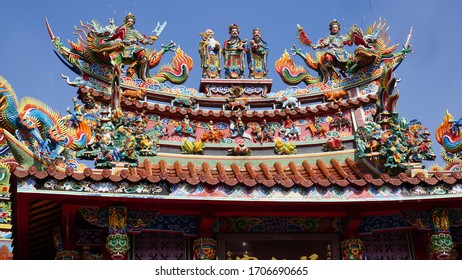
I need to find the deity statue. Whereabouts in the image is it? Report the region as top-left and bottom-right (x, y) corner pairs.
(310, 19), (353, 82)
(199, 29), (222, 78)
(118, 13), (161, 80)
(246, 28), (269, 79)
(171, 114), (196, 137)
(280, 18), (412, 86)
(280, 115), (301, 140)
(229, 117), (252, 140)
(283, 115), (294, 130)
(48, 13), (192, 87)
(252, 119), (276, 144)
(200, 120), (224, 143)
(223, 24), (247, 79)
(235, 117), (246, 136)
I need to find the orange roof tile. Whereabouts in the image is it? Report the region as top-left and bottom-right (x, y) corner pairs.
(10, 160), (462, 191)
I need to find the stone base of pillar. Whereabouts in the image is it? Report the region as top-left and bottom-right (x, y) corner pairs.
(55, 249), (81, 260)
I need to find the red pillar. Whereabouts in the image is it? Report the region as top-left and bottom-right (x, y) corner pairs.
(341, 210), (365, 260)
(14, 193), (29, 260)
(343, 209), (362, 240)
(410, 230), (428, 260)
(193, 205), (217, 260)
(197, 206), (215, 238)
(61, 204), (78, 250)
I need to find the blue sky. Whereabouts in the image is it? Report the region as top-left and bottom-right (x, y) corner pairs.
(1, 0), (460, 167)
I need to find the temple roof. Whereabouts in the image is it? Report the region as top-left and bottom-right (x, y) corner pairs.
(1, 15), (445, 200)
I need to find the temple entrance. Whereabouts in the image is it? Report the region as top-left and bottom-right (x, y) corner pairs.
(218, 234), (340, 260)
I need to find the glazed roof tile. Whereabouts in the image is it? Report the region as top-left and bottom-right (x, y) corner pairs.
(10, 159), (462, 190)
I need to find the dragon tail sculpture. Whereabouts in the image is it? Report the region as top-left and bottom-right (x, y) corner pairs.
(151, 47), (193, 84)
(0, 128), (49, 171)
(65, 120), (92, 150)
(436, 111), (452, 145)
(0, 77), (20, 133)
(442, 136), (462, 155)
(274, 51), (320, 85)
(376, 65), (399, 114)
(436, 111), (462, 154)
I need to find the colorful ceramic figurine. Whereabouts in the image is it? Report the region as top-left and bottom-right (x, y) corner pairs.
(0, 77), (91, 165)
(308, 19), (353, 83)
(199, 29), (222, 78)
(246, 28), (268, 79)
(223, 24), (247, 79)
(47, 16), (192, 85)
(276, 18), (412, 86)
(354, 66), (436, 173)
(171, 115), (196, 137)
(436, 111), (462, 167)
(119, 13), (162, 80)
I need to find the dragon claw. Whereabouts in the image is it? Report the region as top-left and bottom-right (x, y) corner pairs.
(291, 45), (302, 56)
(161, 41), (177, 52)
(37, 139), (51, 155)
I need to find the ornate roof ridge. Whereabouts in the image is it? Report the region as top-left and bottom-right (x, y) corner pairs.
(79, 86), (376, 119)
